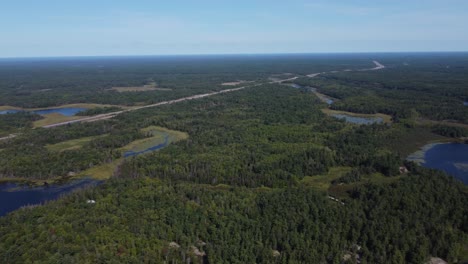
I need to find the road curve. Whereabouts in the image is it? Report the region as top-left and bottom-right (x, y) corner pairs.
(306, 60), (385, 78)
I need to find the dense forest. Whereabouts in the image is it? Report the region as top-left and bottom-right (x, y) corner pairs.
(0, 54), (467, 263)
(0, 54), (373, 108)
(0, 112), (41, 136)
(0, 172), (466, 263)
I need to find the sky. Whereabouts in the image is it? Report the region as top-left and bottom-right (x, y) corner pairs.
(1, 0), (468, 57)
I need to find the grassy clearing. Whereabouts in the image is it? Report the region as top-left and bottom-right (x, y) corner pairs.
(0, 159), (120, 184)
(120, 134), (167, 153)
(32, 113), (83, 128)
(77, 159), (122, 180)
(321, 108), (393, 124)
(301, 166), (403, 198)
(142, 126), (189, 140)
(0, 178), (30, 184)
(329, 173), (402, 198)
(120, 126), (188, 153)
(300, 167), (352, 191)
(46, 135), (106, 152)
(110, 82), (172, 92)
(0, 105), (22, 111)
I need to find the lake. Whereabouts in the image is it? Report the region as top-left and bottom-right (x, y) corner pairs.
(0, 178), (101, 217)
(408, 143), (468, 184)
(332, 114), (383, 125)
(0, 107), (86, 116)
(464, 101), (468, 106)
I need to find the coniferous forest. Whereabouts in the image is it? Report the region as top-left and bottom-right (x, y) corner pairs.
(0, 54), (467, 263)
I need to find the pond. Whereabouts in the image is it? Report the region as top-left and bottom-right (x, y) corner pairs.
(332, 114), (383, 125)
(33, 107), (86, 116)
(0, 178), (101, 217)
(0, 107), (86, 116)
(407, 143), (468, 184)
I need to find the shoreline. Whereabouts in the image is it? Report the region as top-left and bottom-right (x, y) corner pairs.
(0, 175), (91, 187)
(406, 142), (443, 164)
(406, 140), (467, 164)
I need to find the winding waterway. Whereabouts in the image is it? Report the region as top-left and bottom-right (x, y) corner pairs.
(1, 132), (172, 216)
(123, 135), (169, 158)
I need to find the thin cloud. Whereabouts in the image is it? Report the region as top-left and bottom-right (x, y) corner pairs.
(303, 2), (380, 15)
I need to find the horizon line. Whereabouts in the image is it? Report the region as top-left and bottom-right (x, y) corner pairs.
(1, 50), (468, 60)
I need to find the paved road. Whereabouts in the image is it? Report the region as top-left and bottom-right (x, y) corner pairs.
(307, 60), (385, 77)
(42, 86), (257, 128)
(372, 60), (385, 70)
(1, 60), (386, 137)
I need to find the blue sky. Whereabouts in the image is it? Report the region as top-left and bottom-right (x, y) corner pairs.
(1, 0), (467, 57)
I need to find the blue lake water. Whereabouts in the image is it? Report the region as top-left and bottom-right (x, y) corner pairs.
(0, 110), (21, 115)
(33, 107), (86, 116)
(123, 136), (169, 158)
(464, 101), (468, 106)
(332, 114), (383, 125)
(0, 178), (101, 217)
(422, 143), (468, 184)
(0, 107), (86, 116)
